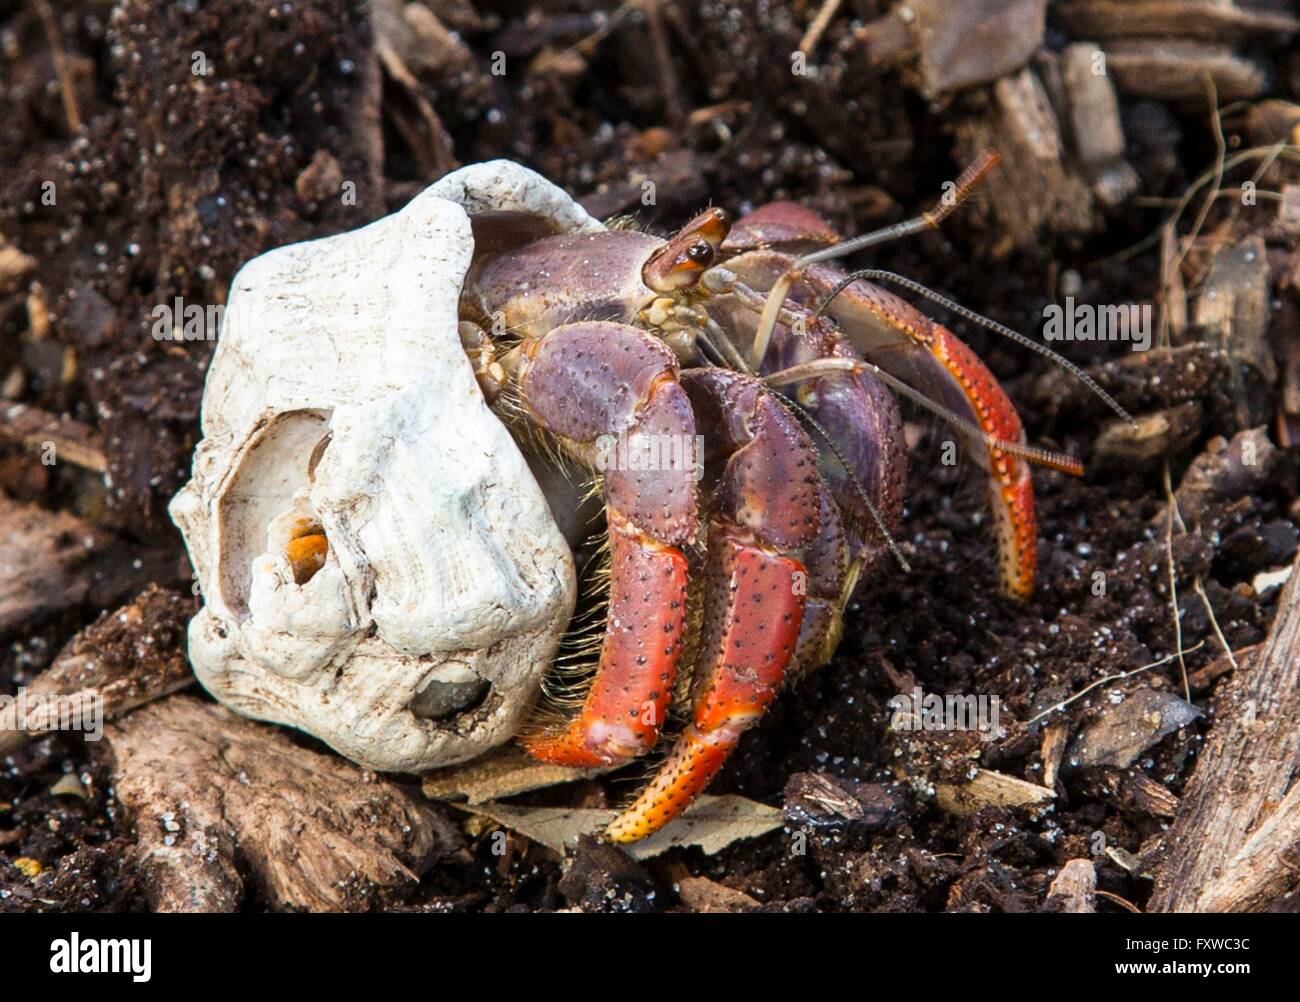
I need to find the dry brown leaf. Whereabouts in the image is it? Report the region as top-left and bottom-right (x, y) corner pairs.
(457, 794), (783, 860)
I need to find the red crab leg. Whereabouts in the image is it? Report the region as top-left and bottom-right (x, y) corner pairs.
(514, 321), (698, 767)
(606, 370), (820, 842)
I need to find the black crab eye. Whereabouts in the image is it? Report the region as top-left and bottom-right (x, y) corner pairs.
(685, 240), (714, 265)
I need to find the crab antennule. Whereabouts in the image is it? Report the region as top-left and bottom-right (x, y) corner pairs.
(606, 371), (818, 842)
(513, 321), (698, 766)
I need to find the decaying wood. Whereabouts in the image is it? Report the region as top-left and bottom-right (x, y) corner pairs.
(1152, 427), (1279, 531)
(956, 66), (1095, 249)
(1092, 402), (1204, 470)
(1188, 643), (1259, 692)
(1102, 40), (1266, 102)
(0, 586), (193, 755)
(1068, 687), (1201, 769)
(1149, 548), (1300, 911)
(1045, 858), (1097, 913)
(1195, 237), (1276, 427)
(0, 401), (107, 473)
(1055, 1), (1300, 44)
(933, 769), (1055, 815)
(0, 236), (36, 296)
(1061, 42), (1139, 207)
(0, 495), (178, 637)
(104, 695), (460, 912)
(676, 876), (761, 913)
(1041, 720), (1069, 789)
(908, 0), (1046, 97)
(1120, 772), (1180, 819)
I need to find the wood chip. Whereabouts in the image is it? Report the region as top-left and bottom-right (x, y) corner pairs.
(1045, 858), (1097, 912)
(910, 0), (1047, 97)
(1068, 688), (1201, 769)
(933, 769), (1055, 815)
(105, 695), (458, 912)
(421, 743), (609, 804)
(0, 586), (194, 756)
(1150, 550), (1300, 911)
(676, 875), (760, 913)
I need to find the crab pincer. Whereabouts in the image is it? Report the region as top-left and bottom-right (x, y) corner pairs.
(605, 370), (820, 842)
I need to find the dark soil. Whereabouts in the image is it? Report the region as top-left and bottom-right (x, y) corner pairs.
(2, 0), (1298, 912)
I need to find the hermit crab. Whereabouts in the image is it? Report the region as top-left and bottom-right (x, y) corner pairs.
(174, 159), (1124, 844)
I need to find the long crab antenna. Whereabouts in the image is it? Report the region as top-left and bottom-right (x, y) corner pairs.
(776, 392), (911, 572)
(813, 269), (1138, 428)
(765, 358), (1084, 476)
(748, 152), (1001, 370)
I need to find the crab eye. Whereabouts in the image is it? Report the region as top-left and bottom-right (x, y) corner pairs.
(685, 240), (714, 265)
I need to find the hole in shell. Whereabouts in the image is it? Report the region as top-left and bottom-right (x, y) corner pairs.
(410, 670), (491, 721)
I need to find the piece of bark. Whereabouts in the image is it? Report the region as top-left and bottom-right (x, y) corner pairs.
(421, 742), (607, 803)
(956, 67), (1094, 249)
(0, 586), (194, 755)
(1194, 237), (1276, 426)
(1061, 43), (1139, 207)
(1149, 549), (1300, 911)
(1068, 688), (1201, 769)
(0, 496), (183, 638)
(933, 769), (1055, 815)
(1041, 720), (1069, 789)
(676, 876), (760, 913)
(1092, 402), (1204, 470)
(1188, 643), (1260, 692)
(1055, 2), (1299, 43)
(1153, 427), (1278, 531)
(1031, 343), (1221, 424)
(0, 238), (36, 296)
(0, 402), (107, 473)
(1120, 772), (1180, 818)
(1045, 859), (1097, 913)
(782, 772), (906, 831)
(909, 0), (1047, 97)
(1101, 40), (1266, 102)
(104, 695), (457, 912)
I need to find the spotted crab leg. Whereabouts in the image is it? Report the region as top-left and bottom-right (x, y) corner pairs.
(514, 321), (698, 767)
(605, 370), (821, 842)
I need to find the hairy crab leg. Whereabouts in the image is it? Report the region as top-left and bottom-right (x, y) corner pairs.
(513, 321), (699, 767)
(606, 370), (822, 842)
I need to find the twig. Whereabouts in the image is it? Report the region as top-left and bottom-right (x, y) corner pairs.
(1162, 462), (1191, 700)
(799, 0), (844, 57)
(1025, 643), (1205, 727)
(33, 0), (82, 133)
(1096, 890), (1142, 913)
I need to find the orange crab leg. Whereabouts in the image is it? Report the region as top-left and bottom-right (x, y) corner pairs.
(606, 369), (820, 842)
(513, 321), (699, 767)
(606, 528), (806, 842)
(524, 512), (689, 766)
